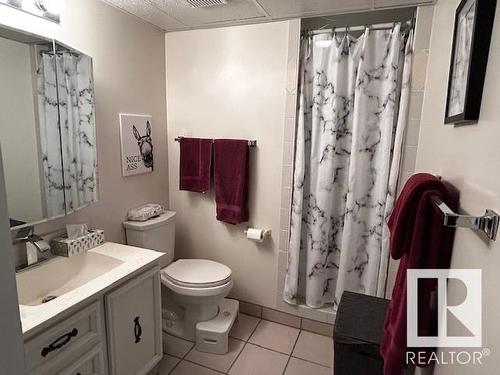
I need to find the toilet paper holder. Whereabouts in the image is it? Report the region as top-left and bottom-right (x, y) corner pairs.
(244, 228), (272, 241)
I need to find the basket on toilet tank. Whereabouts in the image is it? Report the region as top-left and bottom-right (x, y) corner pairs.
(123, 211), (176, 264)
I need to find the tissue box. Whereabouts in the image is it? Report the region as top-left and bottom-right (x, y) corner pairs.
(50, 229), (105, 257)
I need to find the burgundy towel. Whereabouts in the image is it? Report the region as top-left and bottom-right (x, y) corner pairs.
(380, 173), (459, 375)
(179, 137), (212, 193)
(213, 139), (249, 224)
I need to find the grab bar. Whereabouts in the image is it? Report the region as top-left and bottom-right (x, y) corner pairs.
(432, 197), (499, 241)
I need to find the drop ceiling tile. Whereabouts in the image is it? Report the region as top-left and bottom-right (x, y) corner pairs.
(255, 0), (373, 18)
(149, 0), (266, 26)
(102, 0), (186, 30)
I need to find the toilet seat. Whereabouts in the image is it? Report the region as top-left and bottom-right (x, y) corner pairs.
(161, 259), (232, 295)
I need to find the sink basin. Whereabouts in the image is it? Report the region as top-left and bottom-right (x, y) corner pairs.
(16, 252), (124, 306)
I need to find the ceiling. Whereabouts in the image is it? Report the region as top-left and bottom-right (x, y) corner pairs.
(101, 0), (434, 32)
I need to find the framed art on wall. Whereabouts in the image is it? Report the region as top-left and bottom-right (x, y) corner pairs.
(119, 114), (154, 177)
(444, 0), (497, 124)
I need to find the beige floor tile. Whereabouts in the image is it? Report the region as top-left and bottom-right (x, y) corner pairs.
(230, 314), (260, 341)
(163, 333), (194, 358)
(186, 338), (245, 373)
(284, 357), (331, 375)
(249, 320), (299, 354)
(229, 343), (289, 375)
(157, 355), (181, 374)
(171, 360), (223, 375)
(292, 331), (334, 367)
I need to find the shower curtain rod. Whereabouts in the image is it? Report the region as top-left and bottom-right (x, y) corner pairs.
(304, 20), (414, 36)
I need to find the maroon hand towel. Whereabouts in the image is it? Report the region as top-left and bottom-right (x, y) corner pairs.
(179, 137), (213, 193)
(380, 173), (459, 375)
(213, 139), (249, 224)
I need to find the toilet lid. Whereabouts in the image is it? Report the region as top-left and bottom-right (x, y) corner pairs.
(162, 259), (232, 288)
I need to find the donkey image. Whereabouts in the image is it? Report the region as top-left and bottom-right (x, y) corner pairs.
(133, 121), (154, 170)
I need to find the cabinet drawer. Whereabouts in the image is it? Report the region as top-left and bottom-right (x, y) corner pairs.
(59, 345), (106, 375)
(106, 267), (162, 375)
(25, 301), (104, 375)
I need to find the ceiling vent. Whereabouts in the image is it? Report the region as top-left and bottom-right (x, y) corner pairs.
(185, 0), (228, 8)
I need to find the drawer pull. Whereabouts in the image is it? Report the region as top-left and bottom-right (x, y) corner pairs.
(134, 316), (142, 343)
(41, 328), (78, 357)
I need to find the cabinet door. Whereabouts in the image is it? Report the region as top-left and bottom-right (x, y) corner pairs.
(105, 267), (162, 375)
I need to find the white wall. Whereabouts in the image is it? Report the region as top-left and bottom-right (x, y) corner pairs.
(0, 37), (43, 223)
(166, 22), (289, 308)
(0, 0), (168, 246)
(415, 0), (500, 373)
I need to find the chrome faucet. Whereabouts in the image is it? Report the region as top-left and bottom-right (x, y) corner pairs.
(15, 226), (52, 269)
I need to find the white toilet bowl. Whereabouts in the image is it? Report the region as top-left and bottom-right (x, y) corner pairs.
(160, 259), (233, 340)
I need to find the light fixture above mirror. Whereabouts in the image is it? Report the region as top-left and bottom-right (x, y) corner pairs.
(0, 0), (62, 23)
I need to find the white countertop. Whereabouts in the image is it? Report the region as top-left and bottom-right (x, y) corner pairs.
(19, 242), (165, 338)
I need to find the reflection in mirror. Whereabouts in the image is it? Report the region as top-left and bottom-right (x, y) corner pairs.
(0, 29), (63, 227)
(0, 26), (99, 230)
(53, 43), (98, 214)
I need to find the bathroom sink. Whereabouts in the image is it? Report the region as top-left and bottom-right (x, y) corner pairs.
(16, 252), (124, 306)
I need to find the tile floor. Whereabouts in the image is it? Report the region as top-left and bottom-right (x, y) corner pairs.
(157, 313), (334, 375)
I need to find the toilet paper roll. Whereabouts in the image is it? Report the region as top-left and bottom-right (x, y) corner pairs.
(246, 228), (264, 242)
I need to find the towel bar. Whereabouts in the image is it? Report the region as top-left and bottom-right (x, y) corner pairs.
(174, 136), (257, 147)
(432, 197), (499, 241)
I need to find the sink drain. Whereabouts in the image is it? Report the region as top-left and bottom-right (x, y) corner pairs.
(41, 295), (57, 303)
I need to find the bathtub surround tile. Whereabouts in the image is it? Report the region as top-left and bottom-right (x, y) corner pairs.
(280, 208), (291, 232)
(186, 338), (245, 373)
(281, 165), (293, 187)
(171, 360), (223, 375)
(163, 332), (194, 358)
(414, 5), (435, 50)
(229, 343), (289, 375)
(408, 91), (424, 121)
(157, 354), (181, 374)
(292, 331), (334, 368)
(238, 301), (262, 318)
(405, 119), (421, 147)
(301, 318), (334, 337)
(285, 93), (298, 118)
(411, 50), (429, 91)
(230, 314), (260, 341)
(262, 307), (301, 329)
(282, 141), (294, 166)
(283, 118), (296, 142)
(249, 320), (300, 354)
(281, 188), (291, 209)
(402, 146), (417, 174)
(279, 230), (289, 251)
(284, 357), (331, 375)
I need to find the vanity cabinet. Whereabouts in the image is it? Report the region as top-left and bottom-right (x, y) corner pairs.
(24, 266), (162, 375)
(105, 267), (163, 375)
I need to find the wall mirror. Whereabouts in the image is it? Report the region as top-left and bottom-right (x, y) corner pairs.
(0, 26), (98, 230)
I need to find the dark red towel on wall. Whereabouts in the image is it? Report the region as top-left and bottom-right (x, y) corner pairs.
(213, 139), (249, 224)
(179, 137), (213, 193)
(380, 173), (459, 375)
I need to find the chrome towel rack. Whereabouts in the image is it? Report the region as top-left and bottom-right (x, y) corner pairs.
(174, 136), (257, 147)
(432, 197), (500, 241)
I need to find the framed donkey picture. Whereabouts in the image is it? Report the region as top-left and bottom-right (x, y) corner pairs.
(119, 113), (154, 177)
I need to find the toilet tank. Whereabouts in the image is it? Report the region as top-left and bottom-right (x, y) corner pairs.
(123, 211), (176, 264)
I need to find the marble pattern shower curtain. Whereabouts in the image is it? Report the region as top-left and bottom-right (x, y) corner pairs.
(284, 24), (413, 308)
(37, 51), (97, 216)
(55, 51), (98, 213)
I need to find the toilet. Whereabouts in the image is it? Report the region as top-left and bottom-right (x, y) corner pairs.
(123, 211), (239, 354)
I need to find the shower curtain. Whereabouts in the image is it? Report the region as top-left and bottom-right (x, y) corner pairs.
(37, 51), (97, 216)
(37, 52), (65, 218)
(284, 23), (413, 309)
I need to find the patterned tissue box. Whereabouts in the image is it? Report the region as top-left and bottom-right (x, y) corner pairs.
(50, 229), (105, 257)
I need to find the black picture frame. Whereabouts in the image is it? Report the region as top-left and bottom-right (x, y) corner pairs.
(444, 0), (497, 124)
